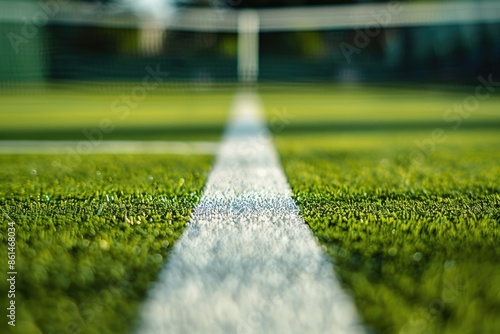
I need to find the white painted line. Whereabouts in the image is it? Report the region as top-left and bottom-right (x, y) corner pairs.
(137, 92), (365, 334)
(0, 140), (218, 155)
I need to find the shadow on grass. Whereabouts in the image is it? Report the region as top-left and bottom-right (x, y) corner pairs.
(280, 120), (500, 134)
(0, 125), (225, 141)
(1, 120), (499, 141)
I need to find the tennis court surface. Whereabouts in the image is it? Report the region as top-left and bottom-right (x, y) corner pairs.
(1, 1), (500, 334)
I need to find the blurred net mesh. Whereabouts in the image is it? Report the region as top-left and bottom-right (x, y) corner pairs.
(0, 2), (239, 92)
(259, 26), (500, 84)
(47, 27), (237, 82)
(1, 1), (500, 90)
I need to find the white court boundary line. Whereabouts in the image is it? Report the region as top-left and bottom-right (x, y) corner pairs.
(137, 91), (364, 334)
(0, 140), (218, 155)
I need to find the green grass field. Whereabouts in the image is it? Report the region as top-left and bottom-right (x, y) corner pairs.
(0, 154), (212, 334)
(0, 87), (233, 141)
(0, 88), (233, 334)
(1, 85), (499, 333)
(263, 87), (500, 334)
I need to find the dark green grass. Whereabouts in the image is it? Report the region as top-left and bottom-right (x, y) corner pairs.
(265, 86), (500, 333)
(0, 154), (212, 334)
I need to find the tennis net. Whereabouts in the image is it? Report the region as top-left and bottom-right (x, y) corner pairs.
(1, 0), (500, 88)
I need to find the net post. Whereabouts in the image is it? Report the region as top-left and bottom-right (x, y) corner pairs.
(238, 10), (259, 84)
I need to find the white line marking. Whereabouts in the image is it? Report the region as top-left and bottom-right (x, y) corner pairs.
(0, 140), (217, 155)
(137, 92), (364, 334)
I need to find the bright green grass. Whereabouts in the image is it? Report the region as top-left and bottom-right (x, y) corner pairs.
(264, 87), (500, 334)
(278, 133), (500, 334)
(261, 85), (500, 124)
(0, 154), (212, 334)
(0, 86), (233, 140)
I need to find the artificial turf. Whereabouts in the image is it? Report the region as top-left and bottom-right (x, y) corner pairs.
(0, 86), (229, 334)
(0, 86), (233, 141)
(2, 85), (499, 334)
(264, 87), (500, 334)
(0, 154), (212, 334)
